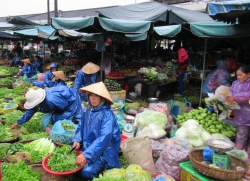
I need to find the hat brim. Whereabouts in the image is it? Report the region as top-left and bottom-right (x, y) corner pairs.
(81, 63), (100, 74)
(24, 89), (46, 109)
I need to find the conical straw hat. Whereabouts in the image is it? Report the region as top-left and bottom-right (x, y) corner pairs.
(21, 59), (32, 64)
(81, 62), (100, 74)
(79, 82), (113, 104)
(52, 71), (66, 81)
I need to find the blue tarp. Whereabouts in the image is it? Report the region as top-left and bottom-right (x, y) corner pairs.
(206, 0), (250, 23)
(52, 17), (94, 30)
(37, 26), (56, 38)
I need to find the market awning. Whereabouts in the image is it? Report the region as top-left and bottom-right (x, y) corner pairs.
(99, 18), (152, 33)
(0, 31), (22, 39)
(14, 28), (59, 40)
(7, 16), (38, 26)
(154, 25), (181, 37)
(113, 32), (147, 41)
(206, 0), (250, 23)
(0, 22), (16, 31)
(37, 26), (56, 38)
(96, 1), (213, 24)
(190, 21), (250, 38)
(51, 17), (95, 30)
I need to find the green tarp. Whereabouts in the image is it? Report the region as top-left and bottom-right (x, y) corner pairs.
(190, 21), (250, 38)
(52, 17), (94, 30)
(113, 32), (147, 41)
(154, 25), (181, 37)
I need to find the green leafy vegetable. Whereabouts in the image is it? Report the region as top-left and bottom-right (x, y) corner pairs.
(0, 127), (14, 141)
(62, 122), (76, 130)
(48, 145), (79, 172)
(20, 132), (49, 140)
(1, 160), (41, 181)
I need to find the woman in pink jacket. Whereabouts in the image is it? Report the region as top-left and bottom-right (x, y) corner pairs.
(226, 66), (250, 157)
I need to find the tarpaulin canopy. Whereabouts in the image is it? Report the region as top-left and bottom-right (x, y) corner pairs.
(190, 21), (250, 38)
(0, 22), (16, 31)
(14, 28), (59, 40)
(154, 25), (181, 37)
(51, 17), (153, 34)
(0, 31), (22, 39)
(7, 16), (38, 26)
(113, 32), (147, 41)
(37, 26), (56, 38)
(96, 1), (213, 24)
(206, 0), (250, 23)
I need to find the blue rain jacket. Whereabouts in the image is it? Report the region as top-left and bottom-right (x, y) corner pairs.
(54, 79), (67, 87)
(10, 56), (22, 67)
(72, 104), (121, 179)
(202, 59), (231, 94)
(19, 65), (33, 78)
(17, 86), (82, 125)
(32, 60), (42, 74)
(74, 70), (98, 101)
(33, 70), (55, 88)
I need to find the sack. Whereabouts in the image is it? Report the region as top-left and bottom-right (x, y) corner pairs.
(120, 137), (156, 175)
(50, 119), (77, 144)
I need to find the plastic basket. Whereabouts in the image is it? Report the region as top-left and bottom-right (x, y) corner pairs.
(0, 103), (18, 115)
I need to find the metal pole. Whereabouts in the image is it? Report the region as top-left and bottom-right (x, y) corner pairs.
(199, 38), (207, 106)
(47, 0), (50, 25)
(146, 34), (149, 66)
(54, 0), (58, 17)
(101, 51), (104, 81)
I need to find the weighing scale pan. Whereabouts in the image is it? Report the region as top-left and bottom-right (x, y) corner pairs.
(206, 139), (235, 152)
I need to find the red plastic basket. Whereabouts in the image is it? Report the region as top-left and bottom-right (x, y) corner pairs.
(42, 151), (86, 176)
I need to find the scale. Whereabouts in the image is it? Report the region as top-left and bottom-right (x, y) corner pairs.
(206, 139), (235, 169)
(123, 115), (135, 136)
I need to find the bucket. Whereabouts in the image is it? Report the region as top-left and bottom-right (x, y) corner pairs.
(171, 105), (179, 119)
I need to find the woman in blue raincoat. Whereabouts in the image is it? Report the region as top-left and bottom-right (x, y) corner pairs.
(9, 86), (82, 134)
(74, 62), (100, 101)
(72, 82), (120, 180)
(52, 71), (67, 87)
(202, 59), (231, 95)
(33, 62), (58, 89)
(32, 55), (43, 74)
(18, 59), (33, 78)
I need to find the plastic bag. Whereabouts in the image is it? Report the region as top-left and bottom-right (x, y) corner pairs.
(150, 139), (167, 158)
(50, 119), (77, 144)
(227, 149), (248, 161)
(103, 168), (125, 178)
(134, 83), (142, 96)
(121, 137), (156, 175)
(149, 102), (169, 116)
(154, 174), (175, 181)
(42, 113), (52, 129)
(136, 124), (166, 139)
(155, 137), (193, 179)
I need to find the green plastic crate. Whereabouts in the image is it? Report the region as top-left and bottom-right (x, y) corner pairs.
(179, 161), (243, 181)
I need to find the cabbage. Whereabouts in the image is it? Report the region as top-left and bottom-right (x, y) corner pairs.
(227, 149), (248, 161)
(125, 164), (151, 181)
(201, 129), (212, 142)
(175, 127), (187, 139)
(186, 125), (202, 139)
(136, 124), (166, 139)
(182, 119), (199, 128)
(103, 168), (125, 178)
(188, 137), (205, 148)
(135, 110), (167, 129)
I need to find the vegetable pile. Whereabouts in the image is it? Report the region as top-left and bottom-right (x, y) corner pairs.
(177, 107), (236, 137)
(0, 77), (13, 85)
(62, 122), (75, 130)
(20, 132), (49, 140)
(1, 160), (41, 181)
(47, 145), (79, 172)
(107, 71), (124, 78)
(0, 110), (24, 126)
(0, 143), (10, 159)
(7, 138), (55, 163)
(0, 127), (14, 141)
(93, 164), (151, 181)
(104, 79), (121, 90)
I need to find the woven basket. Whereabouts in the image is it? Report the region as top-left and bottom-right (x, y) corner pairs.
(189, 149), (248, 180)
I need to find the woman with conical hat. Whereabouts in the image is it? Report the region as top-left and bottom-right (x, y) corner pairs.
(74, 62), (100, 101)
(52, 71), (67, 87)
(33, 62), (58, 89)
(19, 58), (33, 78)
(72, 82), (120, 180)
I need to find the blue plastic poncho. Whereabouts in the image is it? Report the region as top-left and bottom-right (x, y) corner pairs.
(19, 64), (33, 78)
(53, 79), (67, 87)
(73, 70), (98, 101)
(17, 86), (82, 125)
(32, 60), (42, 74)
(72, 104), (121, 179)
(32, 63), (57, 88)
(202, 59), (231, 94)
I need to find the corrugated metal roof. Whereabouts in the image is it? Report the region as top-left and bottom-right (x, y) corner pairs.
(0, 6), (117, 23)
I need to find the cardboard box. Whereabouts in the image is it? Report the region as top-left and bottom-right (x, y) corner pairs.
(109, 89), (126, 101)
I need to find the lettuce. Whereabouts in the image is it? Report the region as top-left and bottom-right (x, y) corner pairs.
(125, 164), (151, 181)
